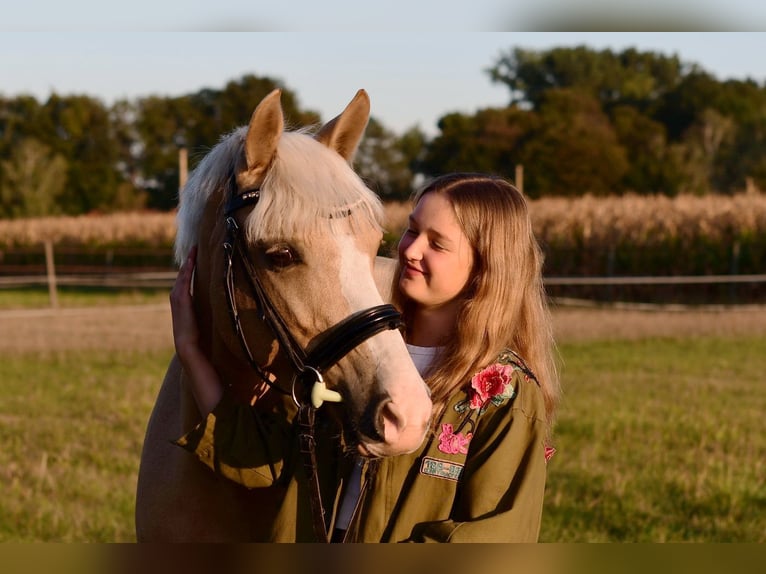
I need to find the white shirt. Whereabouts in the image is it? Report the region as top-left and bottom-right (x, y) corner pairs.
(334, 344), (442, 532)
(405, 343), (443, 376)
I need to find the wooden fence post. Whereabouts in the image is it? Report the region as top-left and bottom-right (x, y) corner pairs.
(729, 240), (741, 303)
(179, 147), (189, 191)
(515, 164), (524, 195)
(44, 240), (59, 309)
(606, 245), (616, 303)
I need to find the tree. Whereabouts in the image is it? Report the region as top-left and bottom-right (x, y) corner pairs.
(109, 98), (148, 210)
(41, 94), (129, 213)
(354, 118), (423, 201)
(134, 94), (197, 210)
(488, 45), (685, 111)
(419, 107), (534, 184)
(610, 105), (683, 195)
(0, 138), (68, 217)
(654, 70), (723, 141)
(676, 109), (736, 195)
(134, 75), (316, 210)
(218, 75), (320, 134)
(518, 89), (628, 197)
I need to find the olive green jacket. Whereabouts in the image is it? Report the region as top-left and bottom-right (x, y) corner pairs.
(174, 351), (550, 542)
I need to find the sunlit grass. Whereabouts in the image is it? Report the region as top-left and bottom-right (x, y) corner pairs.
(1, 335), (763, 541)
(0, 286), (168, 310)
(0, 349), (172, 542)
(541, 336), (766, 542)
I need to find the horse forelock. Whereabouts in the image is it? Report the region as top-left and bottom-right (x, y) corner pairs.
(244, 131), (384, 243)
(175, 128), (383, 264)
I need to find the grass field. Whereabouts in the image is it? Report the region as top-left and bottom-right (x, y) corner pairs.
(0, 301), (764, 541)
(0, 349), (172, 542)
(0, 286), (167, 310)
(540, 336), (765, 542)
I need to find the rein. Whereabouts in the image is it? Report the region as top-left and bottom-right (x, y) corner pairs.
(221, 185), (402, 542)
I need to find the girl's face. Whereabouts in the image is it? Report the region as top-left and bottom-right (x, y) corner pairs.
(397, 192), (474, 310)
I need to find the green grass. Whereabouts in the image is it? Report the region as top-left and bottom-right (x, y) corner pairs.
(0, 349), (172, 542)
(540, 336), (766, 542)
(0, 336), (763, 541)
(0, 286), (168, 310)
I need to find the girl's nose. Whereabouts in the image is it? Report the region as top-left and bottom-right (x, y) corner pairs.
(403, 235), (423, 261)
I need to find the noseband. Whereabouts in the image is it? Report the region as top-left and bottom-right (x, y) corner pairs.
(221, 185), (403, 543)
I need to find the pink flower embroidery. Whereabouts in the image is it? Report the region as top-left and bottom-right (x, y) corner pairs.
(438, 423), (472, 455)
(545, 445), (556, 463)
(469, 363), (515, 409)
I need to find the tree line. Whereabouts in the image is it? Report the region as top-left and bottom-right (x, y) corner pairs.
(1, 45), (765, 218)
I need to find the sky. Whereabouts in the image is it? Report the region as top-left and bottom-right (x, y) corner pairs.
(3, 0), (766, 31)
(2, 32), (765, 136)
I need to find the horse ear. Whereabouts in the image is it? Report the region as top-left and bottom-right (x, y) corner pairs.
(238, 89), (284, 190)
(315, 89), (370, 163)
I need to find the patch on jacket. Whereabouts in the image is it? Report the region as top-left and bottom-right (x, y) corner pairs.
(437, 423), (472, 455)
(420, 456), (464, 482)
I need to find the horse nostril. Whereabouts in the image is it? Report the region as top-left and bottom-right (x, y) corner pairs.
(357, 394), (388, 444)
(373, 399), (393, 443)
(357, 391), (431, 454)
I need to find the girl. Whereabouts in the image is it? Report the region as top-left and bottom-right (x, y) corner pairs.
(171, 172), (560, 542)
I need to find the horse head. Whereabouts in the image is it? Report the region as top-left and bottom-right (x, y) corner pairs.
(174, 89), (432, 457)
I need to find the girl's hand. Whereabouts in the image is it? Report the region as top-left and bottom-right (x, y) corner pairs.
(170, 246), (200, 360)
(169, 246), (224, 415)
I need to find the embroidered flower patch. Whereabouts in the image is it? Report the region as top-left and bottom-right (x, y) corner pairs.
(469, 363), (516, 410)
(437, 423), (472, 455)
(545, 445), (556, 463)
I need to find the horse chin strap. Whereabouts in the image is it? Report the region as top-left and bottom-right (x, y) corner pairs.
(222, 185), (403, 543)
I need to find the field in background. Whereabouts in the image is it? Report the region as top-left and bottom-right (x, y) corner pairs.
(0, 302), (763, 542)
(2, 194), (765, 249)
(0, 348), (171, 541)
(3, 194), (764, 305)
(541, 336), (765, 542)
(0, 286), (167, 310)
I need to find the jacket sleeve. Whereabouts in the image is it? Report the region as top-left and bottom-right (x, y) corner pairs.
(172, 390), (294, 489)
(408, 373), (549, 542)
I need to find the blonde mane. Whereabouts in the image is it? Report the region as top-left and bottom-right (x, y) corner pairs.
(175, 127), (384, 265)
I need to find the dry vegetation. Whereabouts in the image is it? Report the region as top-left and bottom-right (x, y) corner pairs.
(386, 193), (766, 247)
(1, 192), (765, 250)
(0, 212), (177, 248)
(531, 192), (766, 248)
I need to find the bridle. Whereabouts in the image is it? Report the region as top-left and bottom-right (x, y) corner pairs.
(221, 183), (403, 542)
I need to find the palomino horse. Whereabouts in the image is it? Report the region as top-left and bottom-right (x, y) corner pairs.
(135, 89), (432, 541)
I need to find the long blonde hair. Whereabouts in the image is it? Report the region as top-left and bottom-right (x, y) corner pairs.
(391, 173), (560, 434)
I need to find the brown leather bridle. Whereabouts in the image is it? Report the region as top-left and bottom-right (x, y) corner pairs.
(222, 184), (402, 542)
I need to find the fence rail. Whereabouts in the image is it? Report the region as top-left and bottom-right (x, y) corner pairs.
(3, 273), (766, 289)
(544, 274), (766, 285)
(0, 272), (176, 288)
(1, 242), (764, 308)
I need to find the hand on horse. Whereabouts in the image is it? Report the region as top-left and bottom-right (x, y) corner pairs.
(170, 246), (201, 359)
(170, 246), (224, 415)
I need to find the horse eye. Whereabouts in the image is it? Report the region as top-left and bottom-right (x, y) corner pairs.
(266, 245), (298, 269)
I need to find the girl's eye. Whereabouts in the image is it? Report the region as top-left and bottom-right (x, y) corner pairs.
(266, 245), (299, 269)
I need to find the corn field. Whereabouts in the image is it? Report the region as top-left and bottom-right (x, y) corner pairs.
(0, 212), (177, 249)
(1, 193), (765, 280)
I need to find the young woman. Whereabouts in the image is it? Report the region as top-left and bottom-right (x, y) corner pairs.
(171, 172), (560, 542)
